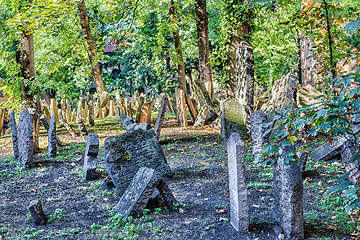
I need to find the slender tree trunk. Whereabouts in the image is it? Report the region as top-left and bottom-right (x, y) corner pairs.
(224, 0), (251, 97)
(77, 0), (108, 106)
(169, 0), (187, 93)
(323, 0), (336, 78)
(195, 0), (214, 100)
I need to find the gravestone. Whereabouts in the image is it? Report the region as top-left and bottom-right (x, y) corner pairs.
(297, 151), (308, 174)
(139, 101), (153, 124)
(83, 133), (99, 181)
(49, 98), (59, 124)
(175, 88), (188, 127)
(28, 200), (47, 225)
(235, 41), (254, 131)
(221, 98), (247, 140)
(251, 110), (267, 161)
(273, 145), (304, 239)
(227, 132), (249, 232)
(76, 100), (88, 136)
(9, 111), (19, 159)
(66, 104), (72, 123)
(194, 106), (208, 127)
(135, 94), (146, 123)
(120, 114), (136, 131)
(103, 128), (172, 195)
(115, 167), (177, 218)
(17, 109), (34, 167)
(109, 100), (115, 116)
(48, 115), (57, 158)
(154, 95), (168, 139)
(309, 137), (346, 162)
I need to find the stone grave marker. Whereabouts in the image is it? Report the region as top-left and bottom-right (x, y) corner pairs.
(250, 110), (267, 161)
(221, 98), (248, 140)
(175, 88), (188, 127)
(48, 115), (57, 158)
(83, 133), (99, 181)
(309, 137), (346, 162)
(9, 111), (19, 159)
(49, 98), (59, 124)
(104, 128), (172, 195)
(115, 167), (177, 218)
(273, 145), (304, 239)
(139, 101), (153, 124)
(120, 113), (137, 131)
(227, 132), (249, 232)
(28, 200), (47, 225)
(109, 100), (115, 116)
(154, 95), (168, 139)
(17, 109), (34, 167)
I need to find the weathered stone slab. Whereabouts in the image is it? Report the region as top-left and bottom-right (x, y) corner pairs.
(227, 132), (249, 232)
(9, 111), (19, 159)
(221, 98), (248, 140)
(104, 128), (172, 195)
(194, 106), (208, 127)
(115, 167), (177, 218)
(120, 114), (136, 131)
(139, 101), (153, 124)
(109, 100), (115, 117)
(154, 95), (168, 139)
(83, 133), (99, 181)
(48, 115), (57, 158)
(49, 98), (59, 124)
(309, 137), (346, 162)
(175, 88), (188, 127)
(28, 200), (47, 225)
(341, 139), (360, 185)
(17, 109), (34, 167)
(297, 151), (308, 175)
(250, 110), (267, 161)
(273, 146), (304, 239)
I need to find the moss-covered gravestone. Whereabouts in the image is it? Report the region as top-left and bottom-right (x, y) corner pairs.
(103, 128), (172, 195)
(221, 98), (248, 140)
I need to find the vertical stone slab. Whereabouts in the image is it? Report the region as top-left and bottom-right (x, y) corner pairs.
(235, 41), (254, 131)
(154, 95), (168, 139)
(175, 88), (188, 127)
(49, 98), (59, 124)
(221, 98), (248, 140)
(115, 92), (124, 114)
(66, 105), (72, 123)
(9, 111), (19, 159)
(76, 100), (88, 136)
(28, 200), (47, 225)
(88, 93), (95, 126)
(135, 94), (146, 123)
(227, 132), (249, 232)
(119, 114), (136, 131)
(109, 100), (115, 116)
(48, 115), (57, 158)
(140, 101), (153, 124)
(17, 109), (34, 167)
(194, 106), (209, 127)
(83, 133), (99, 181)
(273, 146), (304, 239)
(250, 110), (267, 161)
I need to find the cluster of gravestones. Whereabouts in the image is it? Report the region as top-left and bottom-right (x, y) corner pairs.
(83, 114), (177, 218)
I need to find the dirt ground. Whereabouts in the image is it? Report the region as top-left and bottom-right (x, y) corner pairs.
(0, 115), (356, 239)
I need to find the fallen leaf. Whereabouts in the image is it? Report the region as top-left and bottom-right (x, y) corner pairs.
(278, 233), (285, 239)
(219, 217), (229, 222)
(253, 204), (260, 208)
(216, 208), (227, 214)
(224, 193), (229, 197)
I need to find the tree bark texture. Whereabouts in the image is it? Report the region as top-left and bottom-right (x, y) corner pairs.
(21, 30), (35, 108)
(195, 0), (214, 100)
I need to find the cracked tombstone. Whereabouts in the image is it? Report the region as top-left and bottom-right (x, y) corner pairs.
(28, 200), (47, 225)
(250, 110), (267, 161)
(83, 133), (99, 181)
(9, 111), (19, 159)
(120, 113), (137, 131)
(103, 128), (172, 195)
(115, 167), (177, 218)
(154, 95), (168, 139)
(309, 137), (347, 162)
(17, 109), (34, 167)
(48, 115), (57, 158)
(227, 132), (249, 232)
(273, 145), (304, 240)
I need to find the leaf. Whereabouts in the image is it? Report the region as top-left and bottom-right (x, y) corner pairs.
(349, 150), (360, 163)
(325, 182), (352, 197)
(343, 18), (360, 37)
(346, 202), (360, 212)
(317, 109), (328, 119)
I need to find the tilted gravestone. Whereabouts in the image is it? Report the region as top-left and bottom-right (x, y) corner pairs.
(17, 109), (34, 167)
(221, 98), (248, 140)
(120, 113), (136, 131)
(250, 110), (267, 161)
(309, 137), (346, 162)
(139, 101), (153, 124)
(273, 145), (304, 239)
(48, 115), (57, 158)
(115, 167), (177, 218)
(154, 95), (168, 139)
(227, 132), (249, 232)
(104, 128), (172, 195)
(83, 133), (99, 181)
(9, 111), (19, 159)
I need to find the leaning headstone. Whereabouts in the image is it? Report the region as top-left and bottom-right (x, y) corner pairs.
(251, 110), (267, 161)
(175, 88), (188, 127)
(104, 128), (172, 195)
(221, 98), (247, 140)
(28, 200), (47, 225)
(342, 139), (360, 185)
(83, 134), (99, 181)
(227, 132), (249, 232)
(297, 151), (308, 174)
(309, 137), (346, 162)
(139, 101), (153, 124)
(154, 95), (168, 139)
(273, 145), (304, 239)
(115, 167), (177, 218)
(48, 115), (57, 158)
(120, 114), (137, 131)
(17, 109), (34, 167)
(9, 111), (19, 159)
(194, 106), (208, 127)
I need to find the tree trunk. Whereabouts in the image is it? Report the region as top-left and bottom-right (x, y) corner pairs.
(76, 0), (108, 106)
(195, 0), (213, 100)
(169, 0), (187, 93)
(224, 0), (251, 97)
